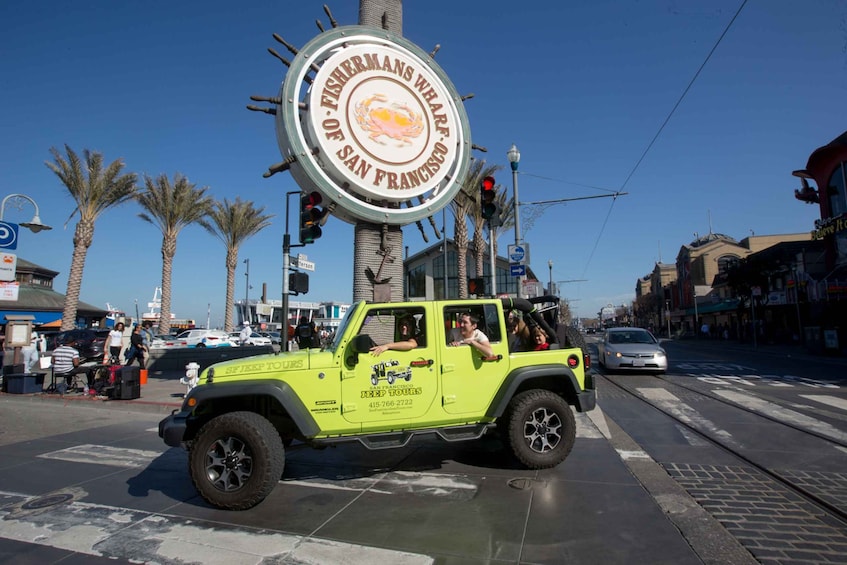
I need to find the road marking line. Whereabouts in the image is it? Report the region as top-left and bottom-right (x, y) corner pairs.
(637, 388), (738, 447)
(800, 394), (847, 411)
(0, 488), (433, 564)
(714, 390), (847, 444)
(38, 444), (162, 468)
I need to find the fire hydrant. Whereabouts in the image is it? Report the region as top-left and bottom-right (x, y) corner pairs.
(180, 362), (200, 395)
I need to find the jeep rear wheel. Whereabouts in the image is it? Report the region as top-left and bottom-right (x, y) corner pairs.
(505, 390), (575, 469)
(188, 411), (285, 510)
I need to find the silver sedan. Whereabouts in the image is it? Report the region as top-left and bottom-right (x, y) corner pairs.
(597, 327), (667, 373)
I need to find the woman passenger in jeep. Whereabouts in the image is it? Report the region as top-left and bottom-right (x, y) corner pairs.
(369, 314), (422, 356)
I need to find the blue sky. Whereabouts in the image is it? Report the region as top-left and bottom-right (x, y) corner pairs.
(1, 0), (845, 326)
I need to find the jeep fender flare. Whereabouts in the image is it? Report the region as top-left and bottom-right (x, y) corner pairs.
(486, 365), (586, 418)
(185, 380), (321, 438)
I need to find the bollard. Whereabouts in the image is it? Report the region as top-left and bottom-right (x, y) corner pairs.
(180, 362), (200, 396)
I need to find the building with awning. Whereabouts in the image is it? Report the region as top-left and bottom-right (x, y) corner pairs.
(0, 258), (105, 328)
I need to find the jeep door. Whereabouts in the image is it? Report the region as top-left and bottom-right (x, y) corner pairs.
(440, 303), (509, 415)
(341, 306), (438, 425)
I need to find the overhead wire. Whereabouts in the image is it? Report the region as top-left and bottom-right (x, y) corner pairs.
(580, 0), (750, 282)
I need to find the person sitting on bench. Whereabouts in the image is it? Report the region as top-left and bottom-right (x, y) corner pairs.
(51, 339), (90, 391)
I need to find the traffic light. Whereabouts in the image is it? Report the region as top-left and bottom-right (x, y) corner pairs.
(299, 191), (325, 244)
(289, 271), (309, 294)
(480, 175), (499, 222)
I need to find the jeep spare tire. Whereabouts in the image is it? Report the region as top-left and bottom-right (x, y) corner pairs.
(505, 390), (576, 469)
(188, 411), (285, 510)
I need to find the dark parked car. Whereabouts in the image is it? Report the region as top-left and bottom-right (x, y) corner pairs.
(54, 328), (110, 362)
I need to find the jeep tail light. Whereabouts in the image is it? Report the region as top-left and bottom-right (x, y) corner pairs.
(584, 352), (591, 368)
(567, 354), (579, 368)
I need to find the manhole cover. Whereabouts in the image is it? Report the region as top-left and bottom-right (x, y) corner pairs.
(507, 478), (533, 490)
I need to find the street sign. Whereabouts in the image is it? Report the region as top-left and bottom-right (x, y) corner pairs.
(293, 254), (315, 271)
(510, 264), (526, 277)
(0, 252), (17, 282)
(508, 244), (526, 264)
(0, 221), (19, 250)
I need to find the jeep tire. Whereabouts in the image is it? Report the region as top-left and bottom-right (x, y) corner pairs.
(563, 326), (588, 356)
(189, 411), (285, 510)
(504, 390), (576, 469)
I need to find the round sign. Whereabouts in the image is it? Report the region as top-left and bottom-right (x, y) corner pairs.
(0, 221), (18, 250)
(509, 245), (525, 263)
(277, 26), (471, 225)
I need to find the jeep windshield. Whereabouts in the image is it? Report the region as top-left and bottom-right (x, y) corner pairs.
(328, 301), (362, 352)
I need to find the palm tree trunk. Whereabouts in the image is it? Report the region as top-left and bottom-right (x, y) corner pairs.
(224, 249), (237, 332)
(158, 235), (177, 335)
(60, 222), (94, 330)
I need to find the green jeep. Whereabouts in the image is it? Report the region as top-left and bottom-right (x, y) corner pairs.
(159, 297), (596, 510)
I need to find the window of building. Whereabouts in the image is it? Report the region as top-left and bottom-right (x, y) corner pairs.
(407, 264), (426, 298)
(432, 251), (458, 299)
(717, 255), (740, 275)
(827, 161), (847, 217)
(829, 161), (847, 265)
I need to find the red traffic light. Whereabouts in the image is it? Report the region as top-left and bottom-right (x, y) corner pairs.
(480, 176), (497, 219)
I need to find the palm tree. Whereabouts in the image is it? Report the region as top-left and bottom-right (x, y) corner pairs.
(202, 198), (274, 332)
(44, 145), (138, 331)
(137, 173), (214, 335)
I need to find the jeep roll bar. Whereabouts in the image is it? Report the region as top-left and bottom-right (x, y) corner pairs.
(500, 297), (560, 346)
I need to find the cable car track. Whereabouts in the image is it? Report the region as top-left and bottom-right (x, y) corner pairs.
(597, 371), (847, 528)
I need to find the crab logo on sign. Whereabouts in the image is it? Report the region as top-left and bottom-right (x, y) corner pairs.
(276, 26), (472, 226)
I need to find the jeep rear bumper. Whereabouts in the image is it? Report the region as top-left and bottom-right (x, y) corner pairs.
(575, 388), (596, 412)
(575, 371), (597, 412)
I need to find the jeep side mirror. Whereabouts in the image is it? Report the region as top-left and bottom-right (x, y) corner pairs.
(347, 335), (377, 366)
(351, 335), (376, 354)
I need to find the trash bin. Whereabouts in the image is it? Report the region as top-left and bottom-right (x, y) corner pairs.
(6, 373), (45, 394)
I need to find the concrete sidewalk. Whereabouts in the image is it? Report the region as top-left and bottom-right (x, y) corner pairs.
(0, 368), (187, 415)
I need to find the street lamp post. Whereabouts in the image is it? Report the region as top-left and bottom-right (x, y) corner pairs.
(0, 194), (52, 233)
(243, 258), (250, 325)
(548, 260), (553, 295)
(507, 144), (521, 298)
(665, 299), (671, 338)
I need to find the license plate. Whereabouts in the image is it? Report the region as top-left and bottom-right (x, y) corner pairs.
(632, 358), (645, 367)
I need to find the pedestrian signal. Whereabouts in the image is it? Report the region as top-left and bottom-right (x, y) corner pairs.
(289, 271), (309, 294)
(468, 277), (484, 295)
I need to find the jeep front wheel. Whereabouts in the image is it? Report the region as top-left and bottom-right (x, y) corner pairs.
(188, 411), (285, 510)
(505, 390), (575, 469)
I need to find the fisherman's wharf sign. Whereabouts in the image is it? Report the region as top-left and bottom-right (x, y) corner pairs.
(276, 26), (471, 225)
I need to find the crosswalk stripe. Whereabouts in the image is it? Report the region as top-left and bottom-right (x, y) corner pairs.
(0, 488), (433, 564)
(799, 394), (847, 411)
(38, 444), (160, 468)
(714, 390), (847, 443)
(637, 388), (739, 447)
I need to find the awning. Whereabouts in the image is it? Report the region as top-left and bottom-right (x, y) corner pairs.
(0, 310), (62, 326)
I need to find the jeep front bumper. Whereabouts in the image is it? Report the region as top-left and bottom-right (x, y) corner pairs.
(159, 410), (189, 447)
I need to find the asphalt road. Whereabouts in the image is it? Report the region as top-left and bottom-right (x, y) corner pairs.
(1, 337), (845, 564)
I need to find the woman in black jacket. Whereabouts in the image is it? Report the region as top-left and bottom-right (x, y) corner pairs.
(125, 325), (146, 368)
